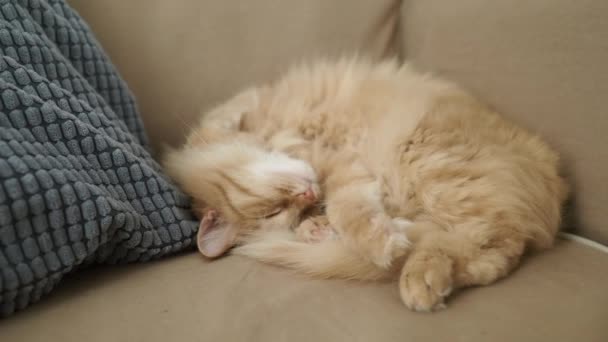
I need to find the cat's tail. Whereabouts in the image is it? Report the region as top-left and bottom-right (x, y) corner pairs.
(232, 230), (394, 281)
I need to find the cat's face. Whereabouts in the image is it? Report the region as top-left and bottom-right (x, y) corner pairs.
(164, 142), (321, 257)
(237, 153), (320, 225)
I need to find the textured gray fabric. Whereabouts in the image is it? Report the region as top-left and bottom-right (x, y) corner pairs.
(0, 0), (198, 316)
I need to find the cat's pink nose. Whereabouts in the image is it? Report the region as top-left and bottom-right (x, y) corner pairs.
(303, 188), (316, 201)
(298, 188), (317, 203)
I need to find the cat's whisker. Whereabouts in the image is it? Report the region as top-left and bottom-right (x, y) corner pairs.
(170, 111), (208, 145)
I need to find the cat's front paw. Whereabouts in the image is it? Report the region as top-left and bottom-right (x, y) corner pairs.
(295, 216), (336, 243)
(399, 251), (454, 312)
(367, 216), (412, 269)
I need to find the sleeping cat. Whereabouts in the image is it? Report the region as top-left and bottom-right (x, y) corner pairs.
(164, 58), (568, 312)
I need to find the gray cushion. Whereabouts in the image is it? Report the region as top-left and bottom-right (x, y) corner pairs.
(0, 0), (198, 316)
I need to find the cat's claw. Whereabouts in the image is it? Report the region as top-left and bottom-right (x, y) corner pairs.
(392, 217), (413, 232)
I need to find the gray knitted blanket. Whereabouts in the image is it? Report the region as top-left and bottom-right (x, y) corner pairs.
(0, 0), (198, 316)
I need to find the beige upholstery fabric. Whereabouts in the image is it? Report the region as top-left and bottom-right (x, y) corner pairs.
(400, 0), (608, 244)
(2, 239), (607, 342)
(7, 2), (601, 341)
(68, 0), (400, 153)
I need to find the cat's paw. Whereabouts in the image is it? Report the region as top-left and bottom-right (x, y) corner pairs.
(295, 216), (336, 243)
(399, 251), (454, 312)
(367, 216), (412, 269)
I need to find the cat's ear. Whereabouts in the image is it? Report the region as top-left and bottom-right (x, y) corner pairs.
(197, 210), (237, 258)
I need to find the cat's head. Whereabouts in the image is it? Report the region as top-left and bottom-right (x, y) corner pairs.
(164, 142), (320, 258)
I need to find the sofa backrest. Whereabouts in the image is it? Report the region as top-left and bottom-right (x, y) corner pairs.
(400, 0), (608, 243)
(68, 0), (400, 151)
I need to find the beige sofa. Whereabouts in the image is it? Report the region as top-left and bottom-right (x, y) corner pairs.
(3, 1), (608, 341)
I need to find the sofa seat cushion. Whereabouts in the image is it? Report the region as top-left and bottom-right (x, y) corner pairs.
(2, 237), (607, 342)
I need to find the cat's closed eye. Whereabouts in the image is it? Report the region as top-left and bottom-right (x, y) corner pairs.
(264, 208), (283, 219)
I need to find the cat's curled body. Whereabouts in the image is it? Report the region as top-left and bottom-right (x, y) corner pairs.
(165, 58), (568, 312)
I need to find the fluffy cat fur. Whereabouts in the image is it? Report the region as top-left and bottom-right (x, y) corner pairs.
(164, 58), (568, 312)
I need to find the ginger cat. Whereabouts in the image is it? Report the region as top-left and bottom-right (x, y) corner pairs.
(164, 58), (568, 311)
